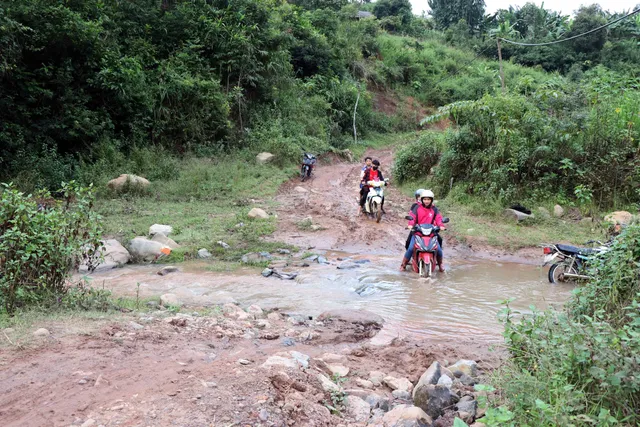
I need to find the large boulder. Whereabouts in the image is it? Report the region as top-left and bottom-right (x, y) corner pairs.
(604, 211), (633, 225)
(151, 233), (180, 249)
(107, 174), (150, 191)
(503, 209), (534, 222)
(447, 360), (478, 378)
(382, 405), (433, 427)
(416, 362), (441, 389)
(345, 395), (371, 423)
(412, 384), (457, 420)
(248, 208), (269, 219)
(149, 224), (173, 236)
(129, 237), (171, 261)
(256, 152), (274, 164)
(457, 396), (478, 423)
(553, 204), (564, 218)
(79, 239), (130, 273)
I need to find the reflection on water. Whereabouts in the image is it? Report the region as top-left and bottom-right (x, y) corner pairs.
(83, 256), (575, 340)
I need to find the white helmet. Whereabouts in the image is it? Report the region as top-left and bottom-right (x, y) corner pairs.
(419, 190), (434, 200)
(414, 188), (426, 198)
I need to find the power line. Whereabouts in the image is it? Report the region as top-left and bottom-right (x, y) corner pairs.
(433, 45), (494, 86)
(499, 8), (640, 47)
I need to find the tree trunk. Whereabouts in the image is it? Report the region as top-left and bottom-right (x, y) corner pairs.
(353, 91), (360, 144)
(497, 39), (505, 94)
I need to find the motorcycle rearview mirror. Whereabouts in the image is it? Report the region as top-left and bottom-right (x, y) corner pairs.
(442, 217), (450, 223)
(405, 215), (413, 221)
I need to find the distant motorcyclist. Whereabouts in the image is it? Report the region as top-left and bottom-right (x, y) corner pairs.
(400, 190), (446, 272)
(359, 159), (386, 215)
(360, 157), (373, 189)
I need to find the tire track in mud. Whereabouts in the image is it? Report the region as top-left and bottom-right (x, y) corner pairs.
(271, 148), (412, 256)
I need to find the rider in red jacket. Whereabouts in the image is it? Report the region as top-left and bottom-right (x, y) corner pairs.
(401, 190), (446, 272)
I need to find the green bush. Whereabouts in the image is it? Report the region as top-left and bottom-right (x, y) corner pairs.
(492, 225), (640, 425)
(393, 131), (445, 183)
(0, 182), (103, 313)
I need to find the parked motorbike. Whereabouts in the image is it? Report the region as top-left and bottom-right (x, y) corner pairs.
(542, 240), (610, 284)
(364, 178), (389, 223)
(405, 216), (449, 278)
(301, 153), (317, 182)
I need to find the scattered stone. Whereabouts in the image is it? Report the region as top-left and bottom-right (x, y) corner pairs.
(255, 320), (271, 329)
(248, 208), (269, 219)
(256, 152), (274, 164)
(258, 408), (269, 421)
(457, 396), (478, 422)
(392, 390), (412, 400)
(317, 373), (341, 393)
(217, 241), (230, 249)
(261, 332), (280, 340)
(248, 305), (265, 318)
(281, 338), (296, 347)
(278, 248), (291, 255)
(298, 330), (317, 341)
(413, 384), (457, 420)
(197, 248), (212, 259)
(289, 351), (310, 369)
(337, 261), (359, 270)
(416, 361), (441, 388)
(267, 312), (281, 321)
(222, 303), (249, 320)
(554, 204), (564, 218)
(160, 293), (182, 307)
(366, 394), (391, 411)
(317, 256), (329, 264)
(447, 360), (478, 378)
(107, 174), (150, 191)
(165, 317), (187, 327)
(345, 395), (371, 422)
(242, 252), (271, 264)
(238, 359), (252, 365)
(79, 239), (131, 273)
(128, 321), (144, 330)
(261, 268), (273, 277)
(322, 353), (348, 364)
(458, 373), (477, 386)
(382, 405), (433, 427)
(262, 356), (298, 370)
(78, 379), (88, 385)
(287, 315), (307, 325)
(537, 207), (551, 219)
(369, 370), (386, 387)
(157, 266), (179, 276)
(151, 232), (180, 249)
(33, 328), (50, 337)
(327, 364), (350, 377)
(129, 237), (171, 261)
(318, 309), (384, 328)
(149, 224), (173, 236)
(304, 255), (319, 262)
(383, 376), (413, 393)
(503, 208), (534, 222)
(437, 375), (453, 388)
(357, 378), (374, 389)
(310, 224), (322, 231)
(605, 210), (633, 225)
(354, 259), (371, 264)
(294, 186), (308, 194)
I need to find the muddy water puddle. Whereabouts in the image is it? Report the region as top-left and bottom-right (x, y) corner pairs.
(84, 256), (574, 341)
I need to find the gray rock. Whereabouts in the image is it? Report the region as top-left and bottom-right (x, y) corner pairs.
(369, 370), (386, 387)
(33, 328), (50, 337)
(392, 390), (412, 400)
(217, 241), (230, 249)
(129, 237), (170, 261)
(554, 204), (564, 218)
(356, 378), (374, 389)
(317, 256), (328, 264)
(366, 393), (392, 411)
(437, 375), (453, 388)
(129, 321), (144, 330)
(382, 405), (433, 427)
(151, 233), (180, 249)
(354, 259), (371, 264)
(383, 376), (413, 393)
(248, 208), (269, 219)
(149, 224), (172, 236)
(197, 248), (212, 259)
(256, 152), (274, 164)
(258, 408), (269, 421)
(304, 255), (319, 262)
(238, 359), (251, 365)
(345, 395), (371, 423)
(278, 249), (291, 255)
(447, 360), (478, 378)
(255, 320), (271, 329)
(267, 312), (281, 321)
(289, 351), (310, 369)
(413, 384), (457, 420)
(457, 396), (478, 420)
(458, 373), (477, 386)
(79, 239), (131, 273)
(337, 261), (359, 269)
(503, 208), (534, 222)
(157, 266), (179, 276)
(317, 373), (341, 393)
(160, 293), (182, 307)
(281, 338), (295, 347)
(262, 356), (297, 369)
(261, 268), (273, 277)
(416, 361), (441, 388)
(317, 309), (384, 328)
(247, 305), (265, 318)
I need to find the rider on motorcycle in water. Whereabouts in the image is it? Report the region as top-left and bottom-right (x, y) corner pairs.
(359, 159), (386, 215)
(400, 190), (446, 272)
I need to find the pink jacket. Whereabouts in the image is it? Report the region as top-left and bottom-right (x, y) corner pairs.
(408, 205), (444, 228)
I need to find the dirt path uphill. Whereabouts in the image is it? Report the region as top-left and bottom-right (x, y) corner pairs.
(271, 148), (413, 256)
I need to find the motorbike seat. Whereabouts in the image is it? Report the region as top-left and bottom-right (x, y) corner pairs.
(557, 244), (597, 256)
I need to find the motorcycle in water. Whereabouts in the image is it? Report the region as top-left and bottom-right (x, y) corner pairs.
(301, 153), (317, 182)
(405, 216), (449, 278)
(364, 178), (389, 223)
(542, 240), (610, 284)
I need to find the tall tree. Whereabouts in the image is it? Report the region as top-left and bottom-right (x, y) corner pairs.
(428, 0), (486, 31)
(569, 5), (608, 57)
(489, 20), (520, 93)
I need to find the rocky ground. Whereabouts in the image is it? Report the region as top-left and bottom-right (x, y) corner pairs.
(0, 302), (498, 427)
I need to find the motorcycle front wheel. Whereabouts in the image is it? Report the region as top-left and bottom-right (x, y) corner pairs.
(548, 263), (578, 284)
(419, 259), (432, 278)
(301, 166), (308, 182)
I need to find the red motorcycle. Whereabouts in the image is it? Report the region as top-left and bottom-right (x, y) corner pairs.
(406, 216), (449, 278)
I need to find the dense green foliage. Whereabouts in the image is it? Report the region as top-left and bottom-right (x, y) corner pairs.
(489, 225), (640, 425)
(0, 183), (102, 313)
(404, 67), (640, 209)
(428, 0), (486, 32)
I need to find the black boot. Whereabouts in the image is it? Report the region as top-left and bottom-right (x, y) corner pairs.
(436, 255), (445, 272)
